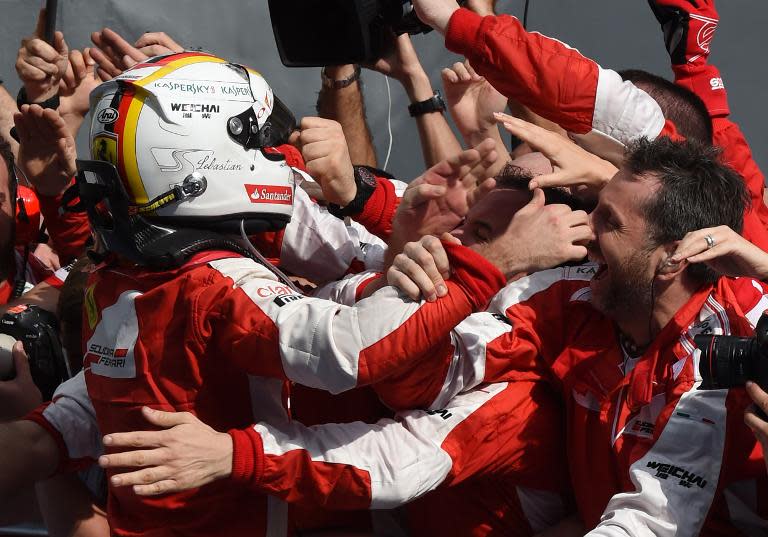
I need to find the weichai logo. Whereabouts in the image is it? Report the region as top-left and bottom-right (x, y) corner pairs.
(245, 185), (292, 205)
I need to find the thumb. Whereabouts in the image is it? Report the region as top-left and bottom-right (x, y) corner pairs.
(440, 232), (462, 246)
(526, 188), (546, 210)
(12, 341), (32, 380)
(288, 130), (301, 148)
(142, 406), (195, 428)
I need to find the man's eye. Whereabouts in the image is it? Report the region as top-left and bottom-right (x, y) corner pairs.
(474, 227), (490, 242)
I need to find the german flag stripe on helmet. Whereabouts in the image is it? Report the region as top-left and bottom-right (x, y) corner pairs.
(112, 53), (228, 205)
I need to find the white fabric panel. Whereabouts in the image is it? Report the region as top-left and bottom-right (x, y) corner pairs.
(210, 257), (425, 393)
(257, 383), (508, 508)
(592, 67), (667, 144)
(42, 372), (103, 460)
(588, 387), (729, 537)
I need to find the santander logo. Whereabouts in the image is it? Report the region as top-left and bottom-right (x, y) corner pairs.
(245, 184), (292, 205)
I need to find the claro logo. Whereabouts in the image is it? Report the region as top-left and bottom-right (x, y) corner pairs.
(245, 185), (292, 205)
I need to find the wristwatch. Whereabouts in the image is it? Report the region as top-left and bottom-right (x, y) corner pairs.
(321, 65), (362, 90)
(328, 166), (378, 218)
(16, 86), (60, 110)
(408, 91), (446, 117)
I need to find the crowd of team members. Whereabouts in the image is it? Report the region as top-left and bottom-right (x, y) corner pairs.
(0, 0), (766, 535)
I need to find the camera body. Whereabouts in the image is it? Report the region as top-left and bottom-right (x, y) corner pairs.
(694, 312), (768, 391)
(268, 0), (435, 67)
(0, 304), (70, 401)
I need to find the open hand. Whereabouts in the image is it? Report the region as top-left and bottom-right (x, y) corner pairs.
(14, 105), (77, 197)
(99, 406), (233, 496)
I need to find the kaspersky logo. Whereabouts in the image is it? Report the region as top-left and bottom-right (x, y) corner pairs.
(245, 184), (292, 205)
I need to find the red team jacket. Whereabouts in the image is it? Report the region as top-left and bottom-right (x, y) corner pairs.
(68, 243), (504, 536)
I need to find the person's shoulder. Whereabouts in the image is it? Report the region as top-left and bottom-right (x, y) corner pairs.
(489, 263), (596, 313)
(719, 276), (768, 328)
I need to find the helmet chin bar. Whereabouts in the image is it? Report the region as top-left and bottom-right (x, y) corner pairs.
(75, 159), (273, 269)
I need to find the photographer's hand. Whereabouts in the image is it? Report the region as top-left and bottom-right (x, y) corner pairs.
(745, 381), (768, 471)
(0, 342), (43, 422)
(99, 406), (233, 496)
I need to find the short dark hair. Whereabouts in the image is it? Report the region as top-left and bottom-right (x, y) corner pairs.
(626, 137), (748, 283)
(495, 163), (588, 211)
(619, 69), (713, 144)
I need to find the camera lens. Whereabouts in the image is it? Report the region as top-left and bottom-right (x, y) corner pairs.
(695, 334), (757, 389)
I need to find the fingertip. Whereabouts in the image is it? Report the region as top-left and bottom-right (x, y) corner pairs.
(436, 284), (448, 297)
(103, 435), (113, 445)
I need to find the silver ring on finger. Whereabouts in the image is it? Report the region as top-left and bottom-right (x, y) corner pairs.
(704, 234), (716, 250)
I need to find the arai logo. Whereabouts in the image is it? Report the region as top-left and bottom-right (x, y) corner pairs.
(96, 107), (119, 124)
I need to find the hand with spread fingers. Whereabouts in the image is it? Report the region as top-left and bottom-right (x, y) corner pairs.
(15, 9), (70, 103)
(58, 48), (101, 136)
(134, 31), (184, 58)
(91, 28), (183, 80)
(745, 382), (768, 472)
(388, 139), (498, 258)
(668, 225), (768, 279)
(387, 234), (459, 302)
(496, 113), (618, 194)
(442, 61), (506, 144)
(14, 105), (77, 197)
(99, 406), (233, 497)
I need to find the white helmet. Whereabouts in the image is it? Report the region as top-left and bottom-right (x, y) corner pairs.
(77, 52), (298, 267)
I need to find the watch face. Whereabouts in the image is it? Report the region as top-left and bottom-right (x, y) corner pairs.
(356, 167), (377, 188)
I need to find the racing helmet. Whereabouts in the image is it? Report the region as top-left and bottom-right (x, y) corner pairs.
(76, 52), (298, 267)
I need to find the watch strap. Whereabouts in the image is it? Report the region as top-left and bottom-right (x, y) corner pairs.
(408, 91), (446, 117)
(16, 87), (60, 110)
(321, 65), (362, 90)
(328, 166), (379, 218)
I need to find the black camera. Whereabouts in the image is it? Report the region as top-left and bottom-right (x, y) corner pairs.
(268, 0), (447, 67)
(0, 304), (70, 401)
(694, 313), (768, 391)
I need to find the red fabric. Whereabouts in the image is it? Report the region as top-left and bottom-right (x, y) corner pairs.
(23, 403), (93, 473)
(229, 427), (265, 487)
(445, 8), (599, 135)
(468, 269), (767, 532)
(354, 176), (400, 240)
(15, 186), (41, 246)
(37, 182), (90, 264)
(673, 63), (730, 118)
(354, 272), (383, 302)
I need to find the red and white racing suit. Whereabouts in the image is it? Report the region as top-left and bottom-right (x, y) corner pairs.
(321, 265), (768, 535)
(30, 374), (569, 537)
(31, 242), (502, 536)
(441, 8), (768, 249)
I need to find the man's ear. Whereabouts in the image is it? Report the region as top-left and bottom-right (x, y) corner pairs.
(656, 242), (687, 280)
